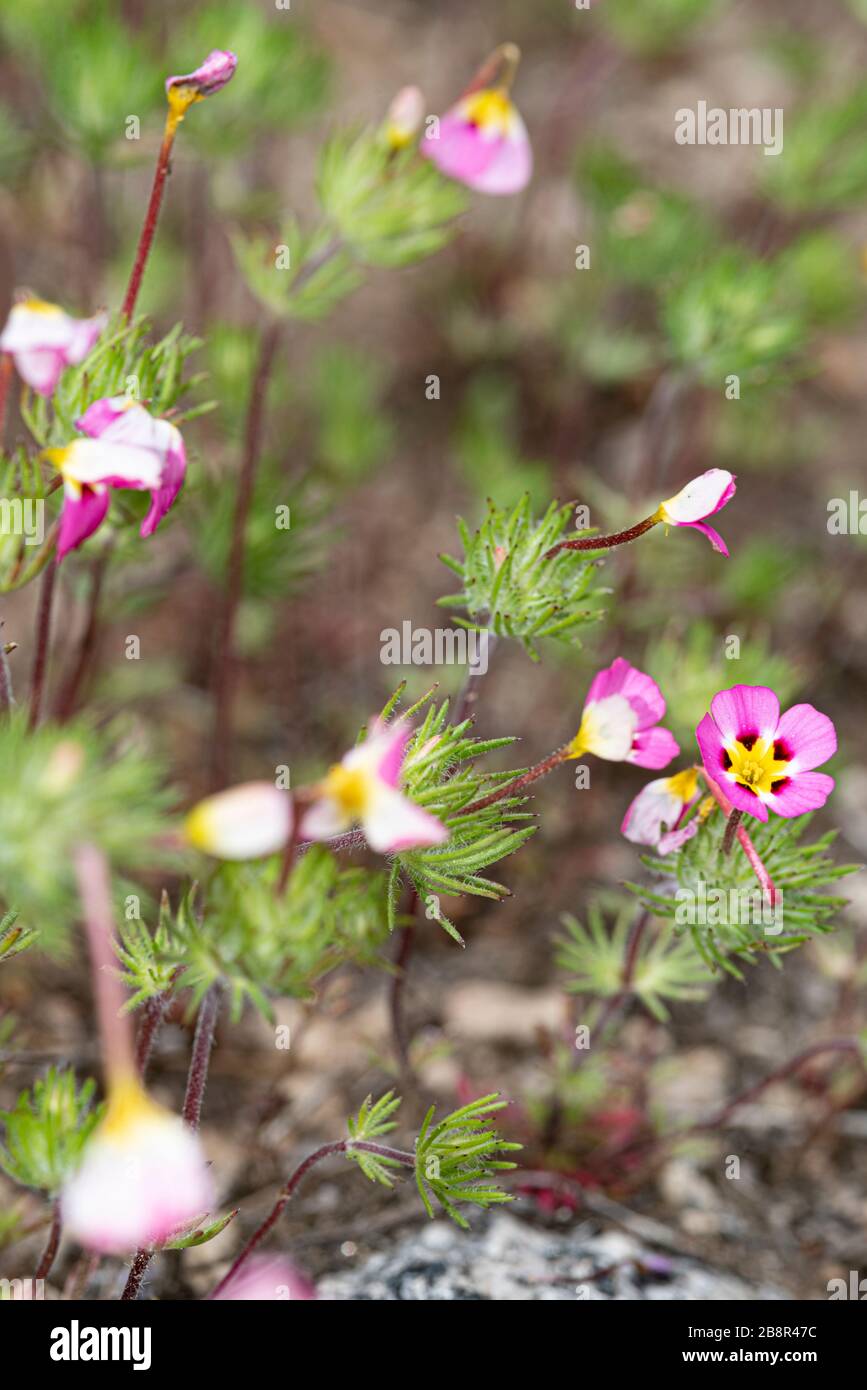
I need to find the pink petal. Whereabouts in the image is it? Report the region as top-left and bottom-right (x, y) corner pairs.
(680, 520), (729, 556)
(469, 120), (532, 195)
(57, 485), (110, 560)
(63, 313), (107, 364)
(696, 711), (728, 778)
(299, 796), (350, 842)
(140, 438), (187, 537)
(763, 771), (835, 818)
(422, 114), (499, 183)
(584, 657), (666, 728)
(658, 820), (700, 855)
(363, 785), (448, 853)
(662, 469), (736, 523)
(166, 49), (238, 96)
(621, 778), (680, 845)
(775, 703), (837, 773)
(372, 722), (412, 789)
(709, 685), (780, 745)
(12, 348), (65, 396)
(628, 726), (679, 770)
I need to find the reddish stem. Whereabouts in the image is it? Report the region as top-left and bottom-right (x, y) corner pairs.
(182, 983), (221, 1131)
(691, 1039), (867, 1134)
(543, 514), (659, 560)
(28, 562), (57, 731)
(209, 1138), (416, 1299)
(702, 771), (778, 905)
(54, 550), (109, 721)
(35, 1202), (62, 1282)
(463, 745), (569, 814)
(0, 352), (12, 444)
(121, 112), (180, 321)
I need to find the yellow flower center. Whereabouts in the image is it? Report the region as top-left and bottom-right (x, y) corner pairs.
(21, 296), (62, 316)
(667, 767), (699, 801)
(465, 88), (513, 134)
(101, 1075), (161, 1141)
(724, 737), (789, 795)
(323, 764), (371, 817)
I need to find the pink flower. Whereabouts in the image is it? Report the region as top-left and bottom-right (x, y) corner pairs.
(622, 768), (700, 854)
(696, 685), (837, 823)
(300, 720), (449, 854)
(46, 397), (186, 560)
(166, 50), (238, 99)
(655, 468), (736, 556)
(385, 86), (425, 150)
(213, 1256), (317, 1302)
(567, 658), (679, 770)
(62, 1075), (213, 1255)
(422, 44), (531, 195)
(0, 297), (106, 397)
(186, 783), (293, 861)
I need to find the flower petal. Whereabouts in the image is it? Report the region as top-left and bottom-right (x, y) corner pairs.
(621, 777), (681, 845)
(709, 685), (780, 745)
(584, 657), (666, 728)
(166, 49), (238, 97)
(57, 438), (164, 490)
(763, 771), (835, 818)
(11, 348), (66, 396)
(185, 783), (292, 860)
(774, 703), (837, 773)
(628, 726), (680, 770)
(680, 520), (729, 556)
(363, 783), (449, 853)
(660, 469), (736, 524)
(57, 483), (110, 560)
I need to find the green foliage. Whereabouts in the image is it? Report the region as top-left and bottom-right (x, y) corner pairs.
(310, 346), (395, 482)
(0, 713), (176, 953)
(0, 910), (39, 965)
(597, 0), (720, 53)
(20, 316), (208, 451)
(317, 129), (468, 268)
(114, 892), (180, 1012)
(0, 447), (58, 593)
(662, 251), (807, 387)
(438, 495), (607, 659)
(164, 1208), (238, 1250)
(231, 224), (362, 323)
(764, 87), (867, 212)
(142, 850), (390, 1023)
(628, 810), (859, 975)
(389, 697), (537, 943)
(345, 1091), (404, 1187)
(645, 622), (801, 748)
(414, 1093), (520, 1229)
(0, 1067), (101, 1194)
(558, 901), (714, 1022)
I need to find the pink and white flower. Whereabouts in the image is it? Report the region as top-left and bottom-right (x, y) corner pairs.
(186, 782), (293, 860)
(62, 1076), (214, 1255)
(300, 720), (449, 854)
(46, 397), (187, 560)
(0, 297), (106, 397)
(213, 1256), (317, 1302)
(696, 685), (837, 823)
(385, 86), (425, 150)
(655, 468), (736, 556)
(166, 50), (238, 99)
(621, 767), (700, 854)
(567, 658), (679, 770)
(422, 45), (531, 195)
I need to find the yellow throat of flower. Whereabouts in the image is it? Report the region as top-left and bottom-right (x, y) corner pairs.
(101, 1074), (162, 1141)
(322, 764), (372, 818)
(465, 88), (513, 134)
(20, 296), (62, 317)
(725, 736), (789, 796)
(667, 767), (699, 801)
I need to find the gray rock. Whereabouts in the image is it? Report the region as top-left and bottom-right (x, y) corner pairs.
(317, 1212), (787, 1301)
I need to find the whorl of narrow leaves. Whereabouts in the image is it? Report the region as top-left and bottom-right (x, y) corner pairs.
(0, 911), (38, 965)
(345, 1091), (404, 1187)
(414, 1093), (520, 1229)
(438, 495), (607, 660)
(557, 900), (714, 1023)
(0, 1067), (101, 1194)
(628, 810), (860, 977)
(386, 692), (536, 943)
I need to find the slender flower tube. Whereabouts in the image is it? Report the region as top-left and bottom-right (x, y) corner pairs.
(301, 720), (449, 853)
(165, 49), (238, 98)
(543, 469), (736, 559)
(0, 297), (106, 397)
(696, 685), (837, 823)
(566, 658), (679, 770)
(621, 767), (700, 853)
(422, 43), (532, 195)
(62, 846), (213, 1255)
(45, 399), (186, 560)
(186, 782), (293, 860)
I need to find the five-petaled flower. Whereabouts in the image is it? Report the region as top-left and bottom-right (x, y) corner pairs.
(0, 297), (106, 397)
(186, 782), (293, 860)
(655, 468), (736, 556)
(301, 719), (449, 853)
(621, 767), (700, 854)
(46, 396), (187, 560)
(62, 1074), (213, 1255)
(422, 43), (531, 195)
(696, 685), (837, 822)
(566, 658), (679, 770)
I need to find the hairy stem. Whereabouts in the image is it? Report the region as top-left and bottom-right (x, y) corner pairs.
(121, 110), (182, 321)
(463, 745), (569, 814)
(702, 771), (778, 903)
(182, 983), (221, 1130)
(543, 514), (659, 560)
(721, 807), (743, 856)
(28, 562), (57, 731)
(34, 1201), (62, 1282)
(209, 1138), (416, 1298)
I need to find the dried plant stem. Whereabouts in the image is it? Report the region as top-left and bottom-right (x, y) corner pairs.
(28, 562), (57, 731)
(209, 1138), (416, 1298)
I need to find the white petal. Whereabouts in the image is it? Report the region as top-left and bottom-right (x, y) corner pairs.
(60, 438), (164, 489)
(186, 783), (292, 859)
(580, 694), (639, 761)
